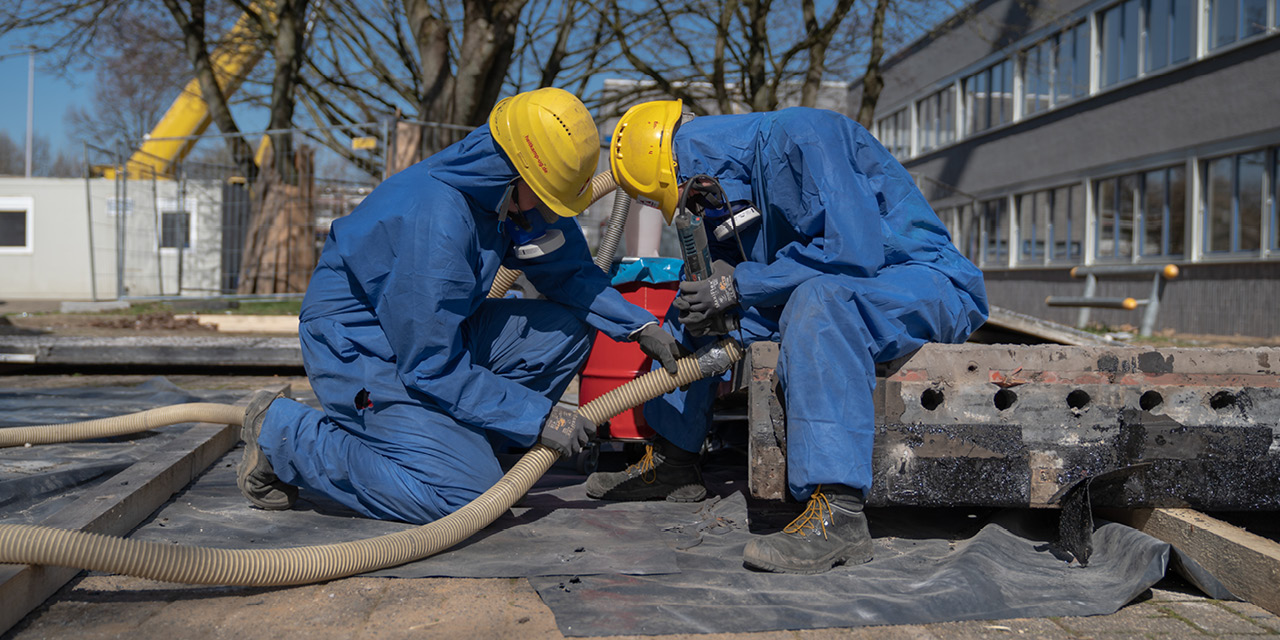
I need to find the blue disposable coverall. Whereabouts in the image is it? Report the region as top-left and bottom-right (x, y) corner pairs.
(258, 125), (659, 524)
(644, 108), (989, 501)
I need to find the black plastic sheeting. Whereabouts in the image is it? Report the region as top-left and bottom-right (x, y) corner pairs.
(0, 380), (1225, 636)
(0, 378), (245, 524)
(128, 456), (683, 578)
(530, 492), (1169, 636)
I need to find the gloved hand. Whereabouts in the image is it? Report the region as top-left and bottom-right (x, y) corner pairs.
(673, 260), (737, 332)
(632, 322), (688, 375)
(682, 175), (726, 213)
(539, 405), (596, 458)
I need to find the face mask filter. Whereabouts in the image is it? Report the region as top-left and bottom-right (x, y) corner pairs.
(505, 209), (565, 259)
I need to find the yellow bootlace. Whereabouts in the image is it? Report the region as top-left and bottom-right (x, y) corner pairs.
(626, 444), (658, 484)
(782, 485), (833, 539)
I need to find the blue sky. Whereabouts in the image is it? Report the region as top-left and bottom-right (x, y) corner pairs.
(0, 48), (92, 153)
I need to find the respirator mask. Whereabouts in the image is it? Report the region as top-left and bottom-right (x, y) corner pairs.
(498, 181), (565, 260)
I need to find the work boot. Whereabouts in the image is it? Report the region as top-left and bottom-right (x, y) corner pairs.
(236, 389), (298, 510)
(584, 437), (706, 502)
(742, 484), (872, 574)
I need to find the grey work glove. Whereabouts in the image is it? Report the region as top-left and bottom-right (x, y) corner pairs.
(673, 260), (737, 332)
(539, 405), (596, 458)
(632, 322), (688, 375)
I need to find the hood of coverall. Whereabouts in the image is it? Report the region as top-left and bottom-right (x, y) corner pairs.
(422, 124), (523, 217)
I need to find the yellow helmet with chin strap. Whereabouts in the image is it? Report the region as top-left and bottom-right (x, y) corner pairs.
(610, 99), (683, 223)
(489, 87), (599, 218)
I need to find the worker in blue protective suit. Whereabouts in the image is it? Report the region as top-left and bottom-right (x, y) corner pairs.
(234, 88), (686, 525)
(587, 100), (989, 574)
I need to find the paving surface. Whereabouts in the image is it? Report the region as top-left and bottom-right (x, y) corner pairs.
(3, 372), (1280, 637)
(7, 575), (1279, 639)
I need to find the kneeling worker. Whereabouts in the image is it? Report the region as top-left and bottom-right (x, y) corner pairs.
(236, 88), (685, 525)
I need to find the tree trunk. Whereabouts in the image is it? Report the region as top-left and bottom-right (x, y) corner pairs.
(238, 145), (316, 294)
(744, 0), (772, 112)
(856, 0), (890, 128)
(162, 0), (257, 178)
(267, 0), (310, 184)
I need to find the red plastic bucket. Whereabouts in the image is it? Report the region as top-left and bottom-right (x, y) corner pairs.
(579, 281), (678, 440)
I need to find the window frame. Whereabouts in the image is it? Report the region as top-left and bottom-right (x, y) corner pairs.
(1094, 173), (1139, 261)
(980, 197), (1010, 267)
(1201, 149), (1270, 257)
(157, 197), (198, 254)
(0, 196), (35, 255)
(1137, 165), (1189, 259)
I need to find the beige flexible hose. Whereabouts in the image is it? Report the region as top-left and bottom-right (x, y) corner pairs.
(487, 171), (619, 299)
(0, 340), (742, 586)
(0, 404), (244, 448)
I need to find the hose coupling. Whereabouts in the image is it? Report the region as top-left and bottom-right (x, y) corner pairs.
(695, 339), (741, 377)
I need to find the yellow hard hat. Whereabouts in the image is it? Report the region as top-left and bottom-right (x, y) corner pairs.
(610, 100), (682, 223)
(489, 87), (600, 217)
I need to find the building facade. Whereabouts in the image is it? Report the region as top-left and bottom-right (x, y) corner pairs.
(852, 0), (1280, 337)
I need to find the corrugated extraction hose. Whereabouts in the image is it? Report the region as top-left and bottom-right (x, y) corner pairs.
(0, 404), (243, 448)
(0, 340), (742, 586)
(593, 187), (631, 273)
(487, 171), (620, 299)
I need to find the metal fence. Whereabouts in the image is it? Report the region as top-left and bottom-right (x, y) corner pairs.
(85, 123), (416, 300)
(83, 118), (683, 303)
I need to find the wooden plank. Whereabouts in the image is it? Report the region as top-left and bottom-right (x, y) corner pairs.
(1107, 508), (1280, 615)
(0, 384), (290, 634)
(0, 335), (303, 368)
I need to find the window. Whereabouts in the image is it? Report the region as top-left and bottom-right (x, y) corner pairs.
(161, 211), (191, 249)
(1273, 149), (1280, 253)
(1101, 0), (1142, 87)
(1023, 40), (1052, 117)
(981, 198), (1009, 266)
(1050, 184), (1086, 262)
(963, 59), (1013, 135)
(0, 196), (34, 253)
(1017, 186), (1086, 265)
(875, 108), (910, 158)
(1239, 151), (1265, 251)
(1203, 150), (1267, 254)
(1144, 0), (1194, 72)
(916, 87), (956, 154)
(1210, 0), (1271, 49)
(1058, 22), (1091, 101)
(1021, 21), (1092, 118)
(1139, 166), (1187, 257)
(157, 197), (196, 252)
(1017, 191), (1047, 264)
(1095, 175), (1138, 259)
(953, 204), (981, 261)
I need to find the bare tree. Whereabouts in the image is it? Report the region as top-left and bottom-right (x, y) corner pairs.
(63, 10), (190, 149)
(2, 0), (310, 180)
(602, 0), (858, 116)
(0, 131), (81, 177)
(296, 0), (614, 174)
(158, 0), (312, 180)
